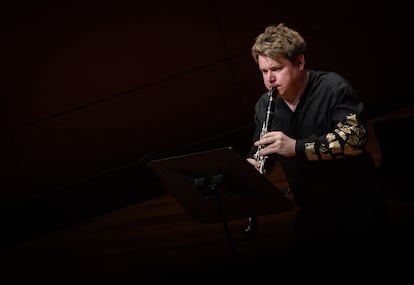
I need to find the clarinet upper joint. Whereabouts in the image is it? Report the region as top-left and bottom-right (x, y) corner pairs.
(254, 87), (277, 175)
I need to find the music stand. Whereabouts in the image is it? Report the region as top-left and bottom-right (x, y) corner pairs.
(147, 146), (291, 256)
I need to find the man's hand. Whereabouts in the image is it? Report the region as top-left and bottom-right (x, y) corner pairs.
(254, 131), (296, 157)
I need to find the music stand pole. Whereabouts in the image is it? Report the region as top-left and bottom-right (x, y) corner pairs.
(201, 174), (236, 257)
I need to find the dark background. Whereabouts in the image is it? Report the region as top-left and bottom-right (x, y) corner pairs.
(1, 0), (411, 246)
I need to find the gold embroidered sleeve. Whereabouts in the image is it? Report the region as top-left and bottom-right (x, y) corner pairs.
(304, 113), (367, 161)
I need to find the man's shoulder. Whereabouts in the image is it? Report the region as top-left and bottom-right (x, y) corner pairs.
(311, 70), (346, 82)
(310, 70), (353, 92)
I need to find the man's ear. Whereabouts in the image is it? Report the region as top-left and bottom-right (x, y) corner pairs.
(296, 54), (305, 69)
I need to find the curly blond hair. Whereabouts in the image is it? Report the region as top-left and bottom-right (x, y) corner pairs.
(251, 23), (307, 64)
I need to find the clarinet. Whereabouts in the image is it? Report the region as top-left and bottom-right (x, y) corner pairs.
(245, 87), (277, 234)
(254, 86), (277, 174)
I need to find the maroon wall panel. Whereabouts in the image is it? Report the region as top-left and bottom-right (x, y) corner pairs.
(13, 63), (243, 189)
(4, 1), (224, 128)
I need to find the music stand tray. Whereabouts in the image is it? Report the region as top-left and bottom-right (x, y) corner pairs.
(148, 146), (291, 224)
